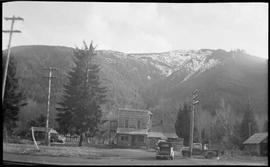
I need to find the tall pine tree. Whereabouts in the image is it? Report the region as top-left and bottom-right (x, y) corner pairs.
(239, 98), (258, 148)
(2, 52), (27, 139)
(56, 42), (107, 146)
(263, 120), (268, 132)
(175, 103), (191, 146)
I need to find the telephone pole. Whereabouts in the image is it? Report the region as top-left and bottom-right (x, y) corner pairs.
(197, 108), (202, 144)
(189, 89), (199, 157)
(43, 67), (57, 146)
(2, 15), (24, 104)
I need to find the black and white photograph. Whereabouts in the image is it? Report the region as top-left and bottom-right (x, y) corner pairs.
(2, 1), (268, 165)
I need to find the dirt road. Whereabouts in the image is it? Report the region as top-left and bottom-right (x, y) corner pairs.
(3, 151), (267, 165)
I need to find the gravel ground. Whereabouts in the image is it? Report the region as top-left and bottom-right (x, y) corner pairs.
(3, 143), (268, 165)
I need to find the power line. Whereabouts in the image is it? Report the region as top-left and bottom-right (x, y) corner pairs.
(2, 15), (24, 104)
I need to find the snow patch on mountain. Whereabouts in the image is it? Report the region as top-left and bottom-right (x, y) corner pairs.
(101, 49), (219, 80)
(149, 61), (173, 76)
(180, 52), (221, 83)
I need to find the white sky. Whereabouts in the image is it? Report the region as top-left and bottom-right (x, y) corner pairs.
(2, 2), (268, 59)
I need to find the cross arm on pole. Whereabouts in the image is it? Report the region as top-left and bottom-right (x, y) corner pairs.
(2, 30), (22, 33)
(43, 76), (56, 79)
(192, 89), (198, 95)
(42, 67), (58, 71)
(4, 17), (24, 21)
(193, 100), (199, 105)
(192, 93), (199, 99)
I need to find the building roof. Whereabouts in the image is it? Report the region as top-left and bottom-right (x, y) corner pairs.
(148, 131), (167, 139)
(29, 127), (58, 134)
(117, 128), (148, 135)
(118, 108), (152, 115)
(243, 133), (268, 144)
(163, 132), (178, 139)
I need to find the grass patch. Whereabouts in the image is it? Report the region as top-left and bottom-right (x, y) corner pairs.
(3, 143), (102, 159)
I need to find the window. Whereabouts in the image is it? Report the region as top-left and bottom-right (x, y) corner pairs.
(121, 136), (128, 141)
(137, 135), (144, 142)
(137, 120), (141, 129)
(125, 119), (128, 128)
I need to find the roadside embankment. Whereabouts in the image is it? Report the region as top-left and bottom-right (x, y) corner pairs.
(3, 143), (102, 159)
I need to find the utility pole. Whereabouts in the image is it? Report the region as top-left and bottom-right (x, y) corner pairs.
(43, 67), (57, 146)
(189, 89), (199, 157)
(2, 15), (24, 104)
(209, 122), (212, 149)
(195, 104), (201, 144)
(109, 120), (111, 144)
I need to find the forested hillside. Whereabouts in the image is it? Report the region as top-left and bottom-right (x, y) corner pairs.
(5, 45), (267, 134)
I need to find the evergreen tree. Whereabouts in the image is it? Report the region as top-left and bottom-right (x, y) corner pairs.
(28, 114), (46, 128)
(239, 99), (258, 147)
(263, 120), (268, 132)
(2, 52), (27, 139)
(175, 103), (191, 146)
(18, 114), (46, 139)
(56, 42), (107, 146)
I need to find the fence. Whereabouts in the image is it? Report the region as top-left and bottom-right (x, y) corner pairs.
(64, 135), (80, 143)
(171, 141), (183, 151)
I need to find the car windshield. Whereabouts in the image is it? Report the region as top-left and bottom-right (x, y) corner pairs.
(158, 142), (172, 147)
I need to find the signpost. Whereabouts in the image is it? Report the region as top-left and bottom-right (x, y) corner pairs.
(189, 89), (199, 157)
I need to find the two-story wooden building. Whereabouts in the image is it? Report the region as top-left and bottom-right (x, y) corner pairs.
(116, 108), (152, 147)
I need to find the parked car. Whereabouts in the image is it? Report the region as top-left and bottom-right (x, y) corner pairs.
(181, 143), (219, 159)
(156, 141), (174, 160)
(50, 133), (66, 143)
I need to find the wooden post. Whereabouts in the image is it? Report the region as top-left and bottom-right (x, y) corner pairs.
(31, 127), (39, 151)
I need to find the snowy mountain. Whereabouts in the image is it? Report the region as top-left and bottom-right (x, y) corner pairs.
(127, 49), (213, 77)
(5, 45), (267, 132)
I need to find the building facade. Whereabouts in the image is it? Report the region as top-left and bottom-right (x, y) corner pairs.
(116, 108), (152, 147)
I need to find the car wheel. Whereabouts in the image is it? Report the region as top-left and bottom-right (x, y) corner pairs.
(156, 156), (159, 160)
(183, 152), (189, 157)
(205, 152), (214, 159)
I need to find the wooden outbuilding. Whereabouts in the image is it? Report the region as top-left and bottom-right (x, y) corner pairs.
(243, 132), (268, 156)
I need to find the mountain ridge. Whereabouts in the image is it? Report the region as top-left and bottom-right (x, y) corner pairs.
(3, 45), (267, 133)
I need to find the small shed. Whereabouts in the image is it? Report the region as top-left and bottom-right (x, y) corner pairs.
(29, 127), (58, 141)
(243, 132), (268, 156)
(148, 131), (167, 139)
(163, 132), (179, 142)
(147, 132), (167, 149)
(30, 127), (58, 134)
(164, 132), (183, 151)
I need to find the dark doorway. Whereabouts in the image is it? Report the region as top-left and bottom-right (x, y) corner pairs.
(131, 135), (136, 146)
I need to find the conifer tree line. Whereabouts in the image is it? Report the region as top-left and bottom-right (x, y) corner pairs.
(175, 99), (261, 149)
(2, 52), (27, 140)
(2, 42), (108, 146)
(55, 42), (107, 146)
